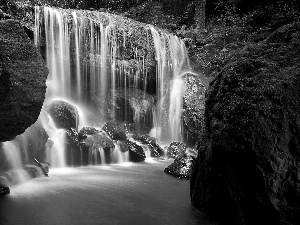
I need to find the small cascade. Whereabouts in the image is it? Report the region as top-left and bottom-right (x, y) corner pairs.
(88, 146), (103, 165)
(113, 143), (129, 163)
(150, 27), (191, 145)
(40, 111), (66, 168)
(2, 142), (30, 184)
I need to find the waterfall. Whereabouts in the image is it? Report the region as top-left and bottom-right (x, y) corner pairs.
(32, 6), (193, 169)
(150, 27), (191, 144)
(113, 143), (129, 163)
(2, 142), (30, 184)
(40, 111), (66, 168)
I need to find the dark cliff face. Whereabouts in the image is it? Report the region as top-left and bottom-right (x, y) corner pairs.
(190, 22), (300, 225)
(0, 20), (48, 142)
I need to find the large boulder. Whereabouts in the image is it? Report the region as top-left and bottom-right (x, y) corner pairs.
(125, 139), (146, 162)
(190, 22), (300, 225)
(102, 121), (130, 141)
(0, 19), (48, 142)
(47, 100), (79, 130)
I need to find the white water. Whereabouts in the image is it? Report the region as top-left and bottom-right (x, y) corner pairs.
(2, 142), (30, 184)
(149, 27), (191, 145)
(113, 142), (129, 163)
(40, 111), (66, 168)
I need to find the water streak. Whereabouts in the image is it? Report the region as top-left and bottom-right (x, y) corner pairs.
(2, 142), (30, 184)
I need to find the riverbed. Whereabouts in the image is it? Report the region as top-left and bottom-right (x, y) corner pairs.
(0, 159), (216, 225)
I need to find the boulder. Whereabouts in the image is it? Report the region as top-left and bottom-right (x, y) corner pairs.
(82, 133), (114, 149)
(102, 121), (130, 141)
(0, 19), (48, 142)
(182, 75), (206, 146)
(0, 184), (10, 196)
(190, 22), (300, 225)
(47, 100), (79, 130)
(140, 135), (164, 157)
(80, 132), (115, 165)
(167, 142), (186, 158)
(78, 127), (101, 140)
(125, 139), (146, 162)
(164, 155), (195, 179)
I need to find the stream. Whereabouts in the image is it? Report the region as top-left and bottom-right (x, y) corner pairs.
(0, 159), (215, 225)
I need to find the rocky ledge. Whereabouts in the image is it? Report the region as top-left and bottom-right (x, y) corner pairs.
(190, 21), (300, 225)
(0, 19), (48, 142)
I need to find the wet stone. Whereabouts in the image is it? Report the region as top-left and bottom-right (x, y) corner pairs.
(164, 155), (195, 179)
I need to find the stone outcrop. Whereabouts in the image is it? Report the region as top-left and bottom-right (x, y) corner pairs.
(182, 75), (205, 146)
(0, 19), (48, 142)
(47, 100), (79, 130)
(190, 22), (300, 225)
(165, 155), (195, 179)
(125, 139), (146, 162)
(102, 121), (129, 141)
(139, 135), (164, 157)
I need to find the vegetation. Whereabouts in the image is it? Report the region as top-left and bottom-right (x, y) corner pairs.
(176, 0), (300, 76)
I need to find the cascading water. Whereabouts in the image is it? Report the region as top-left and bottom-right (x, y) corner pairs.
(0, 6), (194, 176)
(35, 6), (192, 145)
(0, 6), (194, 186)
(150, 28), (192, 144)
(113, 142), (129, 163)
(40, 111), (66, 168)
(2, 142), (30, 184)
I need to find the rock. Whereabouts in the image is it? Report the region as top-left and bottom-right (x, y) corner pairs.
(102, 121), (129, 141)
(167, 142), (186, 158)
(117, 140), (129, 153)
(0, 20), (48, 142)
(82, 133), (114, 149)
(47, 100), (79, 130)
(125, 139), (145, 162)
(24, 164), (48, 178)
(0, 184), (10, 196)
(140, 135), (164, 157)
(80, 132), (115, 165)
(78, 127), (101, 140)
(190, 22), (300, 225)
(182, 75), (206, 146)
(165, 155), (195, 179)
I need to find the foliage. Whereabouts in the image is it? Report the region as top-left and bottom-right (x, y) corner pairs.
(175, 0), (300, 77)
(124, 1), (179, 31)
